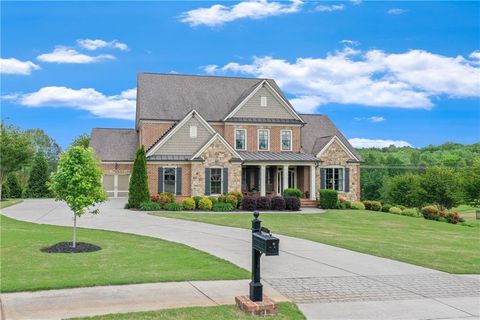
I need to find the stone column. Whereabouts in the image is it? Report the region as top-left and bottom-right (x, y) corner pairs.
(260, 165), (266, 197)
(283, 164), (289, 191)
(310, 164), (316, 200)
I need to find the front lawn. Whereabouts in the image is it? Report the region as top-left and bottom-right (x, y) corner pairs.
(74, 302), (305, 320)
(0, 215), (248, 293)
(152, 210), (480, 274)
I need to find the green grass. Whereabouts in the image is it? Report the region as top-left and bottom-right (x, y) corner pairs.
(0, 215), (248, 293)
(0, 199), (23, 209)
(73, 302), (305, 320)
(152, 210), (480, 274)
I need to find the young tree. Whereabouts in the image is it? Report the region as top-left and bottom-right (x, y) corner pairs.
(462, 160), (480, 207)
(26, 152), (51, 198)
(50, 147), (106, 248)
(70, 133), (90, 148)
(382, 173), (426, 208)
(127, 146), (150, 208)
(0, 124), (34, 198)
(421, 167), (462, 209)
(5, 173), (23, 198)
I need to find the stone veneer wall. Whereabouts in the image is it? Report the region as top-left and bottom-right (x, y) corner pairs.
(316, 139), (361, 201)
(191, 139), (242, 196)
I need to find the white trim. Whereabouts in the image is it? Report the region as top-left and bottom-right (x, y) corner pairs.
(191, 133), (243, 160)
(234, 128), (247, 151)
(146, 110), (216, 157)
(223, 80), (304, 123)
(162, 166), (177, 194)
(280, 129), (293, 151)
(316, 136), (359, 161)
(257, 128), (270, 151)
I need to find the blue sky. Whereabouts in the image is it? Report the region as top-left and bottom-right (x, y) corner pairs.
(1, 1), (479, 149)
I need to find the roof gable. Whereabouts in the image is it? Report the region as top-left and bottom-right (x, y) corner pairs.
(192, 133), (242, 161)
(316, 136), (359, 161)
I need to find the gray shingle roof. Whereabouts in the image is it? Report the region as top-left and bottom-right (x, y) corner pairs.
(300, 114), (363, 162)
(136, 73), (290, 123)
(90, 128), (138, 161)
(147, 155), (192, 161)
(238, 151), (318, 162)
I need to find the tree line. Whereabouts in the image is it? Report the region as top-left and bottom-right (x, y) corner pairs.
(358, 142), (480, 209)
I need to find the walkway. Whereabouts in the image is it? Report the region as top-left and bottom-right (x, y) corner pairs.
(2, 199), (479, 320)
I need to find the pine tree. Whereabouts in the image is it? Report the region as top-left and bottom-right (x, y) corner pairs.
(6, 173), (23, 198)
(127, 146), (150, 208)
(27, 152), (51, 198)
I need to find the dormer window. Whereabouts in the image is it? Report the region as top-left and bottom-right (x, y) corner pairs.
(190, 125), (197, 138)
(260, 96), (267, 107)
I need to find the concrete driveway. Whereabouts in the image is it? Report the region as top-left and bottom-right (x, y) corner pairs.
(2, 199), (479, 320)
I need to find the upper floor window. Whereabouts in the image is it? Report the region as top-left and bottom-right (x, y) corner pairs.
(235, 129), (246, 150)
(189, 125), (197, 138)
(260, 96), (267, 107)
(258, 129), (270, 151)
(281, 130), (292, 151)
(325, 167), (344, 191)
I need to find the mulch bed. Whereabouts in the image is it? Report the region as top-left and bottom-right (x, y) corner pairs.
(40, 242), (102, 254)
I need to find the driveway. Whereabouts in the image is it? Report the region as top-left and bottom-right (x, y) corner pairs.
(2, 199), (479, 320)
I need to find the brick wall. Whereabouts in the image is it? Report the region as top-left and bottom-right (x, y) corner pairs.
(147, 163), (191, 196)
(139, 121), (174, 150)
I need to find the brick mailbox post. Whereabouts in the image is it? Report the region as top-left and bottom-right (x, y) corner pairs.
(236, 211), (280, 316)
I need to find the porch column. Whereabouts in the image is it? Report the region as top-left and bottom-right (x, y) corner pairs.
(310, 165), (316, 200)
(283, 164), (289, 191)
(260, 165), (266, 196)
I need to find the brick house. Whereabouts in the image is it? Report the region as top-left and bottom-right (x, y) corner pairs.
(90, 73), (362, 202)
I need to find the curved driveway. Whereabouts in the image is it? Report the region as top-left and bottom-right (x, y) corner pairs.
(2, 199), (479, 320)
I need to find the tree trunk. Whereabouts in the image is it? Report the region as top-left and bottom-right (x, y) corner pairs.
(72, 213), (77, 248)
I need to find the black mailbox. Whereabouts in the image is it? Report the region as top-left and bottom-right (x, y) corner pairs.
(253, 230), (279, 256)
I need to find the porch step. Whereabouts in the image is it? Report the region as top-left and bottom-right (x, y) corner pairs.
(300, 199), (318, 208)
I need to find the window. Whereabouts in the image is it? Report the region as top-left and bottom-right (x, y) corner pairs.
(260, 96), (267, 107)
(325, 167), (344, 191)
(235, 129), (246, 150)
(190, 125), (197, 138)
(164, 168), (176, 194)
(210, 168), (222, 194)
(258, 129), (269, 151)
(281, 130), (292, 151)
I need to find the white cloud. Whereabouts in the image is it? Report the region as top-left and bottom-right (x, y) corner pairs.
(470, 50), (480, 60)
(202, 64), (219, 74)
(180, 0), (303, 27)
(37, 47), (115, 64)
(388, 8), (407, 15)
(77, 39), (129, 51)
(211, 48), (480, 111)
(315, 4), (345, 12)
(369, 116), (385, 123)
(0, 58), (40, 75)
(349, 138), (412, 148)
(350, 0), (362, 5)
(11, 86), (135, 120)
(340, 39), (359, 46)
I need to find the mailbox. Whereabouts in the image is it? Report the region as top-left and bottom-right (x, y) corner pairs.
(253, 231), (279, 256)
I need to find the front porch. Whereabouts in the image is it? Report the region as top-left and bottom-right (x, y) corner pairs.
(241, 164), (317, 200)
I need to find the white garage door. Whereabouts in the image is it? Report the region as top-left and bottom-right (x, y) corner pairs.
(102, 174), (130, 198)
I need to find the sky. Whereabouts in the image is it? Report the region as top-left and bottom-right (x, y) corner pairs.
(1, 1), (479, 149)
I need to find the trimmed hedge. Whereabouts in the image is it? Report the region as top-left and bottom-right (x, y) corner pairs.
(282, 188), (302, 199)
(182, 197), (196, 210)
(319, 190), (338, 209)
(421, 205), (439, 220)
(350, 201), (365, 210)
(242, 196), (257, 211)
(212, 202), (234, 212)
(139, 201), (161, 211)
(363, 200), (382, 211)
(285, 196), (301, 211)
(198, 198), (213, 210)
(256, 196), (271, 210)
(270, 196), (286, 211)
(389, 207), (402, 214)
(401, 208), (418, 217)
(381, 204), (392, 213)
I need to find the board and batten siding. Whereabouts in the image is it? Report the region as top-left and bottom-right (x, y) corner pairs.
(232, 85), (295, 120)
(153, 117), (214, 155)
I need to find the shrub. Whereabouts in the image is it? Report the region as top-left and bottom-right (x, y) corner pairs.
(282, 188), (302, 199)
(319, 189), (338, 209)
(218, 194), (227, 203)
(212, 202), (234, 212)
(396, 205), (406, 210)
(344, 200), (351, 209)
(389, 207), (402, 214)
(285, 196), (300, 211)
(139, 201), (161, 211)
(209, 196), (218, 205)
(198, 198), (213, 210)
(382, 173), (426, 208)
(350, 201), (365, 210)
(192, 196), (203, 208)
(337, 202), (347, 209)
(256, 196), (271, 210)
(381, 204), (392, 212)
(182, 197), (196, 210)
(158, 192), (175, 209)
(421, 205), (439, 221)
(151, 194), (159, 202)
(225, 194), (238, 208)
(242, 196), (257, 211)
(445, 211), (462, 224)
(228, 191), (243, 208)
(401, 208), (418, 217)
(270, 196), (286, 211)
(165, 202), (184, 211)
(363, 200), (382, 211)
(5, 174), (23, 199)
(127, 146), (150, 208)
(27, 152), (51, 198)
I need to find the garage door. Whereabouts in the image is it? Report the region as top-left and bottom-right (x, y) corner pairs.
(102, 174), (130, 198)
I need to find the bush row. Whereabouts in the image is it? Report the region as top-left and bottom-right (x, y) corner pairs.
(242, 195), (300, 211)
(420, 205), (464, 224)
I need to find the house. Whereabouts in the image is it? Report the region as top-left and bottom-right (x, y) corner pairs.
(90, 73), (362, 203)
